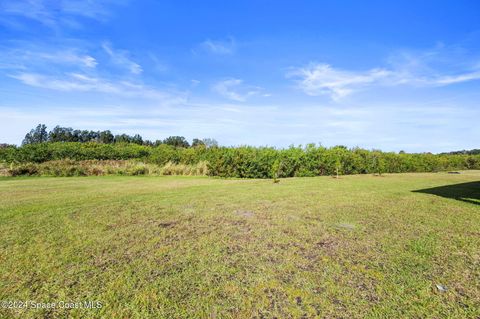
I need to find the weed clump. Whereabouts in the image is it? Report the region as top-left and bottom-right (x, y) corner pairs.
(5, 159), (210, 177)
(161, 161), (209, 176)
(9, 163), (39, 176)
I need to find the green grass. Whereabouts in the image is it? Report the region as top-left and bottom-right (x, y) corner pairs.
(0, 172), (479, 318)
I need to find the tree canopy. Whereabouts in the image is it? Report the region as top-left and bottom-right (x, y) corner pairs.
(21, 124), (217, 149)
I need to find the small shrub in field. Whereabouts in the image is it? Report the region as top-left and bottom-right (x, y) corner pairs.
(161, 162), (187, 175)
(88, 167), (103, 176)
(147, 165), (163, 175)
(9, 163), (39, 176)
(161, 161), (208, 176)
(161, 162), (175, 175)
(128, 164), (149, 176)
(195, 161), (209, 176)
(0, 163), (9, 176)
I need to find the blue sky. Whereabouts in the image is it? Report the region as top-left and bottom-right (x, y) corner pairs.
(1, 0), (479, 152)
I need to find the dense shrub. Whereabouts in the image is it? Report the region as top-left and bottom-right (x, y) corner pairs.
(3, 160), (210, 177)
(1, 142), (152, 163)
(9, 163), (39, 176)
(162, 161), (209, 176)
(1, 142), (479, 178)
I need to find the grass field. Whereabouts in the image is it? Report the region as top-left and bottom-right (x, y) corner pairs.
(0, 172), (479, 318)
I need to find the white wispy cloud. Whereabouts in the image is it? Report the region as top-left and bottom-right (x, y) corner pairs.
(148, 53), (168, 73)
(0, 0), (124, 28)
(0, 41), (185, 105)
(37, 51), (97, 68)
(425, 71), (480, 85)
(199, 37), (236, 55)
(1, 0), (55, 27)
(288, 47), (480, 100)
(0, 44), (99, 72)
(9, 72), (185, 104)
(212, 78), (265, 102)
(61, 0), (115, 20)
(287, 63), (391, 100)
(102, 42), (142, 74)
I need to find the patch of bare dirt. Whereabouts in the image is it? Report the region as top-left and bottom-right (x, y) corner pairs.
(234, 210), (255, 218)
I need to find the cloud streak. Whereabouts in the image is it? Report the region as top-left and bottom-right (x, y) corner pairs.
(102, 42), (142, 74)
(212, 78), (265, 102)
(0, 42), (172, 102)
(287, 64), (391, 100)
(0, 46), (97, 70)
(37, 51), (97, 68)
(199, 37), (236, 55)
(288, 49), (480, 100)
(0, 0), (125, 28)
(9, 72), (185, 104)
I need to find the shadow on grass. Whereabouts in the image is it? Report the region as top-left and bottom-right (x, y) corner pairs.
(413, 181), (480, 205)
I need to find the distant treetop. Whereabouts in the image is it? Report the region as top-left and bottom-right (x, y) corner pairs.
(21, 124), (218, 149)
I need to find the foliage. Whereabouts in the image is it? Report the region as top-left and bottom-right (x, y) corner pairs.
(19, 123), (214, 148)
(2, 142), (480, 178)
(161, 161), (209, 176)
(4, 160), (209, 177)
(162, 136), (190, 148)
(202, 138), (219, 148)
(191, 138), (205, 148)
(22, 124), (48, 145)
(444, 149), (480, 155)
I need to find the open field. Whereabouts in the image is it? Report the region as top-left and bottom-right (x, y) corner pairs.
(0, 172), (479, 318)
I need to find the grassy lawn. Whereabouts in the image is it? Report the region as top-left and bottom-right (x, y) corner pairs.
(0, 172), (479, 318)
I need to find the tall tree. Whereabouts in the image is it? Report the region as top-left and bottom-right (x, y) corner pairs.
(114, 134), (133, 143)
(163, 136), (190, 148)
(202, 138), (218, 148)
(192, 138), (206, 147)
(98, 130), (114, 144)
(22, 124), (48, 145)
(48, 126), (74, 142)
(131, 134), (143, 145)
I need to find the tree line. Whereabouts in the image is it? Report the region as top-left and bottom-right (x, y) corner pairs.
(1, 141), (479, 178)
(21, 124), (218, 148)
(442, 149), (480, 155)
(1, 124), (478, 178)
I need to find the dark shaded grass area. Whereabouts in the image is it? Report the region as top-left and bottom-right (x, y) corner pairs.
(414, 181), (480, 205)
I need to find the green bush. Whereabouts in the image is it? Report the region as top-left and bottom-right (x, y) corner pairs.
(2, 142), (479, 178)
(9, 163), (39, 176)
(4, 159), (211, 177)
(127, 165), (149, 176)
